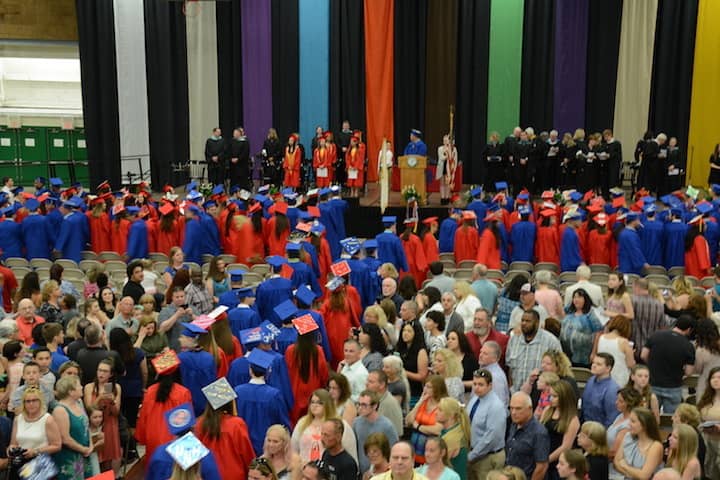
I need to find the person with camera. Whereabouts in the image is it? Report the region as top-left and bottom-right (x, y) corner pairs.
(7, 386), (61, 479)
(158, 287), (198, 351)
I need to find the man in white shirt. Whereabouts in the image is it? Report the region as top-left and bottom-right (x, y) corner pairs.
(338, 338), (368, 402)
(563, 265), (604, 308)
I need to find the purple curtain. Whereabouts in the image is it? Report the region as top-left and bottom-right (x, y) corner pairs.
(241, 0), (273, 156)
(553, 0), (589, 133)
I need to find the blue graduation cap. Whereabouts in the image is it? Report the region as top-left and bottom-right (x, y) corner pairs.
(259, 320), (280, 343)
(125, 206), (140, 215)
(186, 181), (198, 192)
(63, 196), (83, 209)
(410, 129), (423, 137)
(311, 222), (325, 235)
(180, 322), (207, 338)
(340, 237), (361, 256)
(25, 198), (40, 212)
(10, 186), (23, 195)
(258, 185), (270, 195)
(326, 276), (345, 291)
(517, 192), (530, 201)
(239, 326), (263, 346)
(165, 432), (210, 471)
(228, 269), (245, 282)
(319, 187), (332, 197)
(34, 176), (46, 184)
(232, 200), (246, 211)
(211, 184), (224, 196)
(247, 348), (274, 374)
(281, 187), (295, 197)
(274, 300), (299, 323)
(712, 184), (720, 195)
(569, 191), (583, 202)
(697, 202), (714, 215)
(382, 216), (397, 226)
(643, 203), (657, 214)
(236, 287), (255, 299)
(229, 184), (241, 194)
(44, 196), (59, 206)
(1, 205), (14, 217)
(187, 190), (203, 202)
(470, 186), (482, 198)
(495, 181), (508, 191)
(203, 200), (216, 210)
(363, 239), (378, 250)
(660, 194), (674, 206)
(266, 255), (287, 269)
(49, 177), (63, 187)
(165, 403), (196, 436)
(286, 242), (301, 253)
(294, 284), (317, 306)
(518, 205), (531, 216)
(253, 194), (268, 205)
(626, 211), (641, 222)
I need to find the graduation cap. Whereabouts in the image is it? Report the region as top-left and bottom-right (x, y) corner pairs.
(266, 255), (287, 270)
(258, 184), (270, 195)
(211, 184), (224, 196)
(626, 211), (641, 222)
(239, 326), (263, 346)
(49, 177), (63, 187)
(247, 348), (275, 375)
(152, 349), (181, 376)
(259, 320), (280, 343)
(541, 190), (555, 200)
(712, 184), (720, 195)
(247, 202), (262, 215)
(63, 196), (83, 209)
(539, 208), (556, 219)
(236, 287), (255, 300)
(319, 187), (332, 197)
(340, 237), (361, 256)
(403, 217), (417, 227)
(470, 186), (482, 198)
(186, 181), (198, 192)
(281, 187), (296, 198)
(25, 198), (40, 212)
(595, 213), (608, 226)
(180, 322), (207, 338)
(286, 242), (301, 253)
(330, 185), (341, 194)
(159, 202), (175, 216)
(381, 216), (396, 226)
(495, 181), (508, 191)
(462, 210), (477, 221)
(410, 129), (423, 138)
(563, 209), (581, 222)
(228, 269), (245, 282)
(271, 202), (288, 215)
(310, 223), (325, 236)
(517, 191), (530, 202)
(306, 188), (319, 198)
(187, 190), (203, 202)
(612, 196), (626, 209)
(689, 214), (704, 226)
(10, 186), (23, 196)
(518, 205), (532, 216)
(292, 314), (319, 335)
(326, 276), (345, 291)
(330, 260), (351, 277)
(569, 191), (583, 203)
(165, 403), (196, 436)
(644, 203), (657, 214)
(125, 206), (140, 215)
(274, 300), (299, 324)
(697, 201), (714, 215)
(363, 239), (378, 250)
(203, 200), (217, 210)
(294, 284), (317, 306)
(192, 314), (216, 331)
(35, 176), (47, 185)
(422, 216), (438, 225)
(165, 432), (210, 471)
(201, 377), (237, 410)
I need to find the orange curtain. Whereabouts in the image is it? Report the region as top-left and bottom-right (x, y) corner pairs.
(364, 0), (394, 182)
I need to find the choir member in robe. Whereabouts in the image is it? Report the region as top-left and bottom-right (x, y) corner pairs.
(453, 211), (480, 263)
(313, 134), (333, 187)
(685, 216), (712, 279)
(283, 134), (302, 188)
(535, 208), (560, 265)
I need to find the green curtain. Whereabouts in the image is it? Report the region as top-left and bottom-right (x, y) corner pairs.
(486, 0), (524, 137)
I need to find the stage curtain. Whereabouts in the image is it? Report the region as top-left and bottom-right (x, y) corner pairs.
(648, 0), (698, 155)
(613, 0), (658, 161)
(75, 0), (121, 188)
(487, 0), (524, 137)
(424, 0), (458, 157)
(241, 0), (273, 156)
(687, 0), (720, 186)
(330, 0), (366, 139)
(299, 0), (330, 152)
(271, 0), (299, 140)
(553, 0), (589, 135)
(520, 0), (554, 133)
(113, 0), (151, 182)
(393, 0), (427, 155)
(584, 0), (623, 134)
(216, 0), (243, 143)
(144, 0), (188, 188)
(364, 0), (394, 182)
(456, 0), (491, 185)
(186, 1), (219, 163)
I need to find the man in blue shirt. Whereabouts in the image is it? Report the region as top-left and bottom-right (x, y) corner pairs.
(581, 353), (620, 428)
(506, 391), (550, 480)
(403, 129), (427, 156)
(465, 369), (506, 480)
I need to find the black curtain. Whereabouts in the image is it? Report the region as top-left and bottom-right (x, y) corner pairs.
(520, 0), (555, 132)
(330, 0), (366, 133)
(75, 0), (121, 188)
(144, 0), (189, 189)
(216, 1), (243, 137)
(648, 0), (698, 153)
(424, 0), (458, 157)
(271, 0), (299, 139)
(394, 0), (428, 155)
(456, 0), (491, 184)
(584, 0), (623, 133)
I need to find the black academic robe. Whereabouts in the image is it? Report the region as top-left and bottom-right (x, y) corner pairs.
(482, 142), (504, 191)
(228, 137), (251, 189)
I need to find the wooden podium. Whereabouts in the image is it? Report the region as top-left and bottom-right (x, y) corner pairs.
(398, 155), (427, 205)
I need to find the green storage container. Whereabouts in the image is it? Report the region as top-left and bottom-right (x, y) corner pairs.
(47, 128), (73, 183)
(17, 126), (48, 185)
(0, 127), (18, 182)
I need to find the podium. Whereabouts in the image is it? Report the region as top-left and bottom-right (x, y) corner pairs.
(398, 155), (427, 205)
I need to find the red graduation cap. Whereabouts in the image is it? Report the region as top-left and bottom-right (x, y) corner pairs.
(248, 202), (262, 214)
(539, 208), (555, 218)
(582, 190), (595, 203)
(296, 222), (311, 233)
(307, 206), (320, 218)
(612, 196), (626, 208)
(330, 260), (351, 277)
(159, 202), (175, 216)
(271, 202), (288, 215)
(292, 314), (319, 335)
(162, 184), (175, 193)
(422, 216), (438, 225)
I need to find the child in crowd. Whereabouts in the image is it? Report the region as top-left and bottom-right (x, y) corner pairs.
(534, 371), (559, 419)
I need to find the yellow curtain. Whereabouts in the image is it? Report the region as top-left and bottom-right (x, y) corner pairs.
(687, 0), (720, 186)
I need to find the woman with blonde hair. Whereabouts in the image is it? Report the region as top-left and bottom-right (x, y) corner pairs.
(290, 389), (357, 464)
(541, 380), (581, 479)
(138, 294), (158, 322)
(84, 298), (110, 328)
(577, 421), (609, 479)
(667, 423), (702, 480)
(437, 397), (470, 478)
(666, 275), (694, 312)
(452, 280), (482, 332)
(432, 348), (464, 403)
(414, 436), (460, 480)
(38, 280), (62, 324)
(378, 262), (399, 280)
(486, 466), (528, 480)
(163, 246), (188, 287)
(363, 304), (394, 348)
(262, 424), (301, 480)
(8, 387), (61, 477)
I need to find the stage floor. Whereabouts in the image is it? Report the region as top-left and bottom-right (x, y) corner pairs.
(359, 181), (462, 208)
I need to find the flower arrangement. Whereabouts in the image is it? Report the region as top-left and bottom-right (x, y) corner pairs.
(401, 185), (421, 204)
(198, 183), (213, 198)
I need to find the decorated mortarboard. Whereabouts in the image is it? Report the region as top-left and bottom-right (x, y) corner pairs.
(236, 286), (255, 299)
(569, 191), (583, 202)
(541, 190), (555, 200)
(239, 326), (263, 345)
(228, 268), (245, 282)
(201, 377), (237, 410)
(165, 432), (210, 471)
(237, 189), (251, 201)
(258, 184), (270, 195)
(363, 239), (378, 249)
(382, 216), (397, 225)
(247, 348), (275, 374)
(495, 181), (508, 191)
(462, 210), (477, 220)
(410, 128), (423, 137)
(180, 322), (207, 338)
(159, 202), (175, 216)
(310, 222), (325, 235)
(697, 201), (714, 215)
(125, 206), (140, 215)
(643, 203), (657, 214)
(518, 205), (532, 216)
(330, 260), (351, 277)
(286, 242), (301, 252)
(609, 187), (624, 198)
(470, 186), (482, 197)
(271, 202), (288, 215)
(294, 284), (317, 306)
(686, 185), (700, 200)
(151, 349), (181, 375)
(595, 213), (608, 226)
(292, 314), (319, 335)
(192, 314), (216, 331)
(326, 275), (345, 291)
(186, 181), (198, 192)
(266, 255), (287, 268)
(563, 209), (581, 222)
(49, 177), (63, 187)
(340, 237), (361, 255)
(112, 204), (126, 216)
(25, 198), (40, 212)
(259, 320), (281, 342)
(165, 403), (196, 436)
(211, 184), (225, 196)
(306, 188), (319, 198)
(295, 221), (312, 233)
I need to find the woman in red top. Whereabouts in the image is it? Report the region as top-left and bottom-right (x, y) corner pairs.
(285, 330), (329, 424)
(586, 213), (612, 266)
(453, 211), (479, 262)
(685, 217), (712, 279)
(283, 135), (302, 188)
(476, 214), (502, 270)
(420, 217), (440, 265)
(86, 197), (111, 253)
(320, 280), (360, 369)
(400, 220), (428, 284)
(345, 135), (365, 197)
(535, 208), (560, 265)
(313, 134), (333, 187)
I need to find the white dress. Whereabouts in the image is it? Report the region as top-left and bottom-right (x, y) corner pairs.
(597, 335), (630, 387)
(16, 413), (50, 451)
(454, 295), (482, 332)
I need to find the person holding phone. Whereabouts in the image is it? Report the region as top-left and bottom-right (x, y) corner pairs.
(83, 359), (122, 477)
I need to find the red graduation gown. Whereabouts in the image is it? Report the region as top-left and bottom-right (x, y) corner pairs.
(320, 291), (359, 369)
(422, 232), (440, 265)
(86, 211), (111, 253)
(345, 144), (365, 187)
(476, 229), (502, 270)
(685, 235), (711, 279)
(266, 216), (290, 256)
(535, 226), (559, 265)
(285, 345), (329, 424)
(313, 146), (333, 187)
(586, 229), (612, 266)
(453, 226), (479, 262)
(283, 146), (302, 187)
(195, 415), (256, 480)
(110, 218), (131, 256)
(401, 234), (428, 284)
(135, 383), (193, 462)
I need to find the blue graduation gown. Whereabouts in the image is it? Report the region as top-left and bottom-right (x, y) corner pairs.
(319, 202), (341, 259)
(126, 219), (149, 260)
(178, 349), (217, 415)
(296, 308), (333, 363)
(227, 305), (262, 339)
(618, 227), (647, 275)
(375, 230), (409, 271)
(663, 221), (688, 269)
(560, 227), (583, 273)
(146, 439), (221, 480)
(227, 350), (294, 411)
(438, 218), (458, 253)
(510, 220), (536, 263)
(0, 220), (24, 261)
(183, 218), (204, 265)
(288, 260), (322, 297)
(21, 214), (52, 259)
(403, 140), (428, 156)
(467, 200), (488, 232)
(346, 258), (374, 309)
(234, 382), (291, 454)
(275, 327), (298, 355)
(46, 209), (63, 238)
(54, 211), (89, 263)
(287, 206), (300, 231)
(639, 220), (664, 267)
(200, 212), (221, 256)
(328, 198), (348, 242)
(255, 276), (294, 327)
(705, 220), (720, 266)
